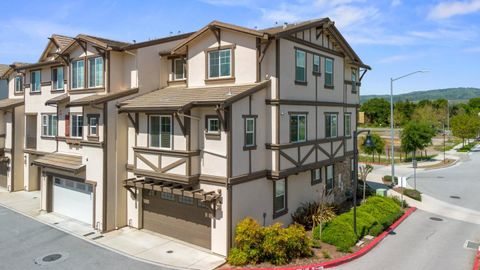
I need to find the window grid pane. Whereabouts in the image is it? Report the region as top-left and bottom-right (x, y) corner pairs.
(149, 116), (160, 148)
(295, 50), (306, 82)
(160, 116), (171, 148)
(209, 51), (219, 78)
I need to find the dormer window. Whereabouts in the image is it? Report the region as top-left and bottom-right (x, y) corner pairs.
(173, 58), (186, 80)
(88, 57), (103, 88)
(14, 76), (23, 93)
(208, 48), (231, 79)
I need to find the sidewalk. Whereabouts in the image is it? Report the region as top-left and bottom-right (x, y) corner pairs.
(0, 189), (225, 270)
(362, 143), (480, 225)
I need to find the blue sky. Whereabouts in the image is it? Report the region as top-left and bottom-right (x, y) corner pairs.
(1, 0), (479, 95)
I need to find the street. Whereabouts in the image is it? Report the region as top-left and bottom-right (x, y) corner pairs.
(337, 145), (480, 270)
(0, 206), (170, 270)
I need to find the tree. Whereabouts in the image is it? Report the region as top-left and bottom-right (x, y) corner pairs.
(411, 104), (445, 129)
(401, 121), (436, 159)
(361, 98), (390, 126)
(394, 100), (416, 126)
(359, 164), (373, 202)
(451, 114), (480, 146)
(468, 97), (480, 109)
(361, 134), (385, 162)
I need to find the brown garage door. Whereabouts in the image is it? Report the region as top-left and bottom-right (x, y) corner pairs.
(0, 162), (7, 188)
(143, 190), (211, 249)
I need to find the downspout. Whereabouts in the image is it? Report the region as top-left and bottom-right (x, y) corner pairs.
(102, 102), (107, 232)
(10, 108), (15, 192)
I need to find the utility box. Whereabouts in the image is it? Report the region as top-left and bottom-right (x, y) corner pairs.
(376, 188), (387, 197)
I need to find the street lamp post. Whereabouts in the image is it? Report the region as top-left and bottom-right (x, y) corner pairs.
(390, 70), (428, 205)
(353, 130), (374, 235)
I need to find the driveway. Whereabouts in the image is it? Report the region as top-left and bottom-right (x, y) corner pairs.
(0, 206), (166, 270)
(336, 210), (480, 270)
(407, 145), (480, 212)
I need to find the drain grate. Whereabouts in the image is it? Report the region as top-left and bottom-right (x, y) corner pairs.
(450, 195), (461, 199)
(465, 240), (480, 250)
(166, 250), (174, 254)
(430, 217), (443, 221)
(83, 232), (95, 237)
(34, 252), (68, 266)
(92, 235), (104, 240)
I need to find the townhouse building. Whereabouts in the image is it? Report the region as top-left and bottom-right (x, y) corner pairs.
(119, 18), (369, 256)
(0, 63), (27, 191)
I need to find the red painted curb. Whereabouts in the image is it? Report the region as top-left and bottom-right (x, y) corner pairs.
(473, 249), (480, 270)
(225, 207), (417, 270)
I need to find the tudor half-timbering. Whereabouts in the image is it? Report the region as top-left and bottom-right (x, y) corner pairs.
(0, 63), (28, 192)
(119, 18), (370, 256)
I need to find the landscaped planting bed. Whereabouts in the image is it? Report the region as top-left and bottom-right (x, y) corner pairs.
(393, 187), (422, 201)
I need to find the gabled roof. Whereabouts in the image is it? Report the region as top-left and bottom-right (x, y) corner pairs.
(15, 60), (62, 71)
(60, 34), (131, 54)
(122, 32), (194, 50)
(39, 34), (74, 62)
(261, 18), (330, 36)
(172, 20), (268, 53)
(119, 80), (270, 112)
(0, 62), (30, 79)
(67, 88), (139, 107)
(0, 65), (9, 78)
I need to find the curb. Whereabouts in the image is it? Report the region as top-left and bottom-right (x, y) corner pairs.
(473, 249), (480, 270)
(226, 207), (417, 270)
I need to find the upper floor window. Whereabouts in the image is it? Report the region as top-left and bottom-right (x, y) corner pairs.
(70, 114), (83, 138)
(88, 57), (103, 88)
(173, 58), (186, 80)
(88, 115), (99, 136)
(351, 69), (357, 92)
(206, 116), (220, 134)
(290, 114), (307, 143)
(52, 67), (64, 91)
(325, 58), (334, 87)
(41, 114), (57, 137)
(245, 117), (256, 148)
(344, 113), (352, 137)
(313, 54), (320, 75)
(208, 49), (231, 78)
(14, 76), (23, 93)
(325, 113), (338, 138)
(31, 70), (41, 93)
(326, 165), (334, 192)
(149, 115), (171, 149)
(72, 60), (85, 89)
(295, 49), (306, 83)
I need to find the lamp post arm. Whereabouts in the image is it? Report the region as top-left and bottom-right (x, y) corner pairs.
(392, 70), (427, 82)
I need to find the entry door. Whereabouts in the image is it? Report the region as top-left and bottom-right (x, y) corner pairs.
(52, 177), (93, 225)
(0, 162), (7, 188)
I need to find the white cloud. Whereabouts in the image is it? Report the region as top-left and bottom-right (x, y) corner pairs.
(391, 0), (401, 7)
(463, 46), (480, 53)
(428, 0), (480, 20)
(200, 0), (254, 6)
(408, 28), (476, 41)
(378, 54), (417, 64)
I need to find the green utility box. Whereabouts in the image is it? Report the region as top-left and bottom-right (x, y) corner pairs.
(376, 188), (387, 197)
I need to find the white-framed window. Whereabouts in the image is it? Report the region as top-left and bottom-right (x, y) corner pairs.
(295, 49), (306, 83)
(31, 70), (41, 92)
(70, 114), (83, 138)
(52, 67), (64, 90)
(344, 113), (352, 137)
(173, 58), (185, 80)
(71, 60), (85, 89)
(208, 49), (231, 78)
(14, 76), (23, 93)
(290, 114), (307, 142)
(41, 114), (57, 137)
(325, 113), (338, 138)
(149, 115), (172, 149)
(311, 168), (322, 185)
(245, 117), (255, 147)
(274, 179), (286, 214)
(326, 165), (334, 191)
(313, 54), (320, 74)
(351, 69), (357, 92)
(88, 57), (103, 88)
(88, 115), (99, 136)
(206, 116), (220, 133)
(325, 58), (334, 87)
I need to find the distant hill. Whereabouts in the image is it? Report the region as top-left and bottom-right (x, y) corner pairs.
(360, 87), (480, 104)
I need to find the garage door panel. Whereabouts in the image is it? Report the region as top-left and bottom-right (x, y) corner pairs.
(143, 191), (211, 249)
(53, 177), (93, 225)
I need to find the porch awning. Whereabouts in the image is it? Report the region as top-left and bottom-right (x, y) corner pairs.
(32, 152), (85, 173)
(45, 93), (70, 106)
(67, 88), (139, 107)
(0, 99), (24, 110)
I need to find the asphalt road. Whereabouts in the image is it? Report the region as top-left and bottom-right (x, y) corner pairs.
(336, 210), (479, 270)
(0, 206), (170, 270)
(408, 146), (480, 212)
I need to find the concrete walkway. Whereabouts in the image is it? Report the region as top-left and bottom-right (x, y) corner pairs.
(0, 189), (225, 270)
(362, 143), (480, 225)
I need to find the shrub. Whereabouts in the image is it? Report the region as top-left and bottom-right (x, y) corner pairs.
(382, 175), (398, 184)
(316, 219), (356, 252)
(403, 188), (422, 201)
(291, 202), (337, 230)
(391, 195), (409, 208)
(322, 250), (331, 259)
(228, 218), (312, 266)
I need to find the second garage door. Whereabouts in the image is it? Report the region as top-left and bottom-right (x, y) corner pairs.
(0, 162), (7, 188)
(143, 190), (211, 249)
(53, 177), (93, 225)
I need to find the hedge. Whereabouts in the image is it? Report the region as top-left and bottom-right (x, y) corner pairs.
(313, 196), (403, 252)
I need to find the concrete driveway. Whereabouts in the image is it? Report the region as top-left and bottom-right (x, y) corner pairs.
(336, 210), (480, 270)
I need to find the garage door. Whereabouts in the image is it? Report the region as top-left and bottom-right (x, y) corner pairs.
(53, 177), (93, 225)
(0, 163), (7, 188)
(143, 190), (211, 249)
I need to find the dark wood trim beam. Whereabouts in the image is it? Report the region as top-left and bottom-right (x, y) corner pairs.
(133, 146), (200, 157)
(266, 99), (359, 108)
